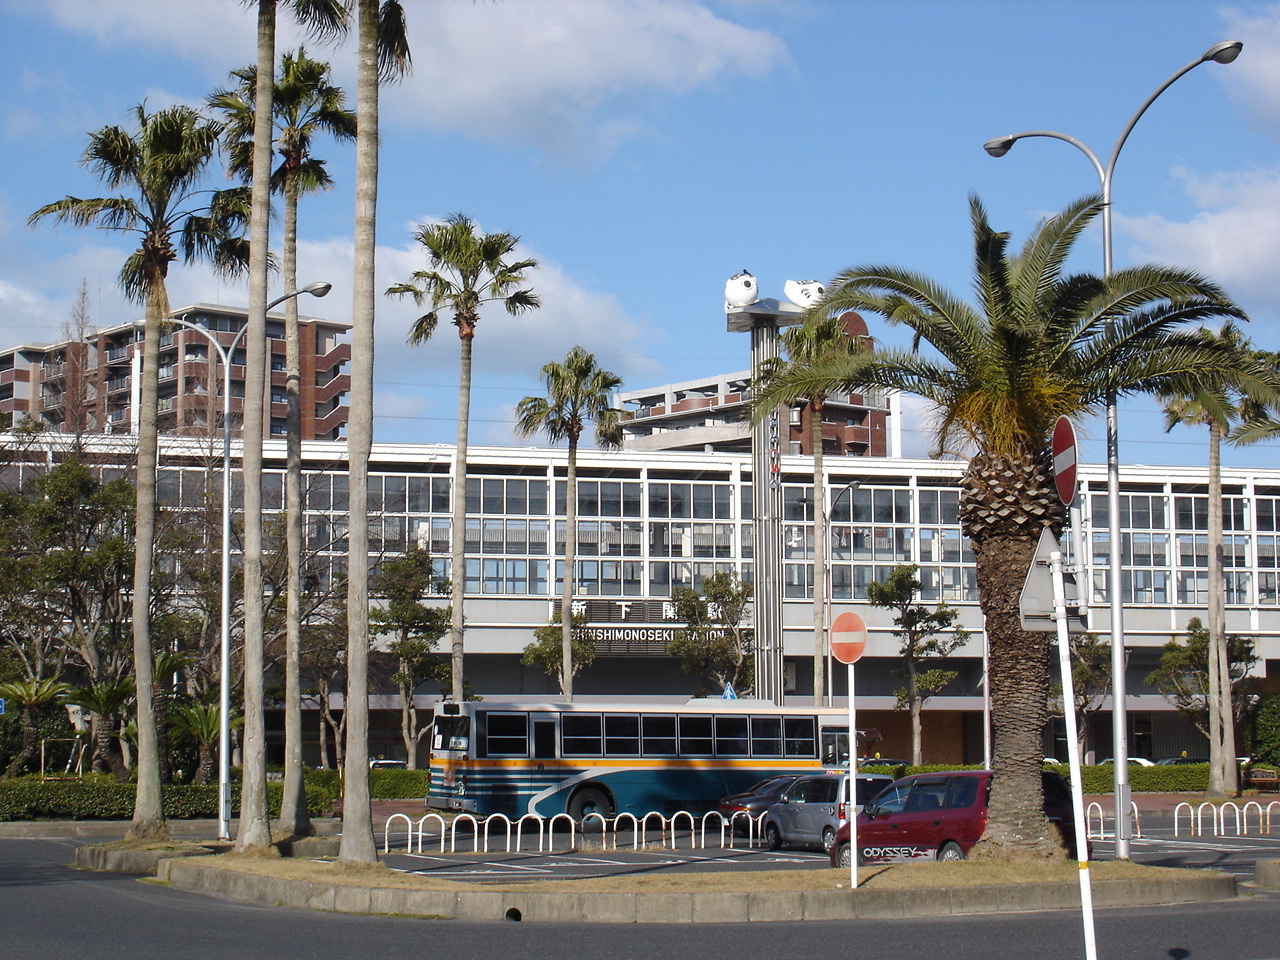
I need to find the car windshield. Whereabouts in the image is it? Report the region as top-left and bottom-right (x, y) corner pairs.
(866, 781), (912, 815)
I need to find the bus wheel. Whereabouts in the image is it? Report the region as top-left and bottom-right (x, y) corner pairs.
(568, 786), (613, 822)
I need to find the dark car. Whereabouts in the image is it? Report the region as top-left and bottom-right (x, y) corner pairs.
(829, 769), (1079, 867)
(1155, 757), (1209, 765)
(716, 775), (801, 831)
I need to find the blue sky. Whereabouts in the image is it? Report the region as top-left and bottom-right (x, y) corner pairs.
(2, 0), (1278, 470)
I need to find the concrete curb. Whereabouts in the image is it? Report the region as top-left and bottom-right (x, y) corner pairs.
(155, 857), (1238, 923)
(1257, 859), (1280, 889)
(75, 844), (217, 873)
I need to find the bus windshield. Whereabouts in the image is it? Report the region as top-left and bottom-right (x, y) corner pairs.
(432, 716), (470, 752)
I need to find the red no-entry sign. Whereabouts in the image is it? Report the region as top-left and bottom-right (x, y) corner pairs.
(830, 611), (867, 664)
(1052, 416), (1078, 508)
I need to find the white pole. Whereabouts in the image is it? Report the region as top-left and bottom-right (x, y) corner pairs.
(848, 659), (857, 889)
(1051, 545), (1098, 960)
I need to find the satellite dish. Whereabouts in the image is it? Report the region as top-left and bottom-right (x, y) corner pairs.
(784, 279), (825, 307)
(724, 270), (759, 309)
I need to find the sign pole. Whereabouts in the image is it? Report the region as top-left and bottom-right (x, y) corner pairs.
(1051, 545), (1098, 960)
(847, 659), (857, 890)
(830, 609), (867, 889)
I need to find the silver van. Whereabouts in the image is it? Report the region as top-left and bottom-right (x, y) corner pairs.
(763, 773), (894, 852)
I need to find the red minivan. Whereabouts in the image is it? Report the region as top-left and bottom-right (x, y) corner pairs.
(828, 770), (1077, 867)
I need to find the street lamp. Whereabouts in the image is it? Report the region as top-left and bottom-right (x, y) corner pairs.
(984, 40), (1241, 859)
(167, 281), (331, 840)
(824, 479), (862, 707)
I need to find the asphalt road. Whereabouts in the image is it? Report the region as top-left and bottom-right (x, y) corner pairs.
(4, 835), (1280, 960)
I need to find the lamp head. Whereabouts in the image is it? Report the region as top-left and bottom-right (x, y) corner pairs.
(1203, 40), (1243, 64)
(301, 281), (332, 298)
(983, 136), (1016, 158)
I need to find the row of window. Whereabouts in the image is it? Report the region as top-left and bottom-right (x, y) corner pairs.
(478, 711), (821, 759)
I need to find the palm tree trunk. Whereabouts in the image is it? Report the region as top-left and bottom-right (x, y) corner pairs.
(971, 532), (1057, 859)
(338, 0), (380, 865)
(562, 435), (578, 700)
(279, 163), (311, 836)
(128, 281), (167, 840)
(236, 0), (276, 853)
(810, 399), (826, 706)
(1207, 418), (1237, 794)
(449, 332), (472, 704)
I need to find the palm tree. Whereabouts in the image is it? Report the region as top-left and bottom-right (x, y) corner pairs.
(211, 43), (355, 840)
(1159, 322), (1276, 797)
(237, 0), (349, 854)
(0, 678), (69, 778)
(340, 0), (411, 867)
(170, 703), (241, 785)
(757, 314), (864, 705)
(388, 213), (540, 704)
(29, 103), (248, 840)
(753, 194), (1262, 858)
(515, 346), (623, 700)
(66, 677), (134, 781)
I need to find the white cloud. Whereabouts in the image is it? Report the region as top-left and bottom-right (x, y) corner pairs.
(1117, 165), (1280, 319)
(25, 0), (788, 159)
(386, 0), (789, 157)
(1221, 5), (1280, 138)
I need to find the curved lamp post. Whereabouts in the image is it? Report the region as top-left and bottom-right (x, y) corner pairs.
(167, 281), (331, 840)
(983, 40), (1241, 859)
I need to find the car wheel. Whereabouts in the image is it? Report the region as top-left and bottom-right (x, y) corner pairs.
(836, 843), (851, 869)
(765, 823), (783, 851)
(568, 786), (613, 822)
(821, 826), (837, 853)
(938, 841), (965, 862)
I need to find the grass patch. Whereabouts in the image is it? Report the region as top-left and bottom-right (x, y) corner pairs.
(182, 852), (1203, 895)
(97, 838), (213, 854)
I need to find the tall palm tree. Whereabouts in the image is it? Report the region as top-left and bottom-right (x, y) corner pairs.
(30, 103), (248, 839)
(1159, 322), (1275, 797)
(515, 346), (623, 700)
(753, 194), (1263, 858)
(340, 0), (411, 867)
(237, 0), (349, 854)
(211, 43), (355, 840)
(388, 214), (540, 704)
(758, 314), (864, 706)
(0, 679), (69, 778)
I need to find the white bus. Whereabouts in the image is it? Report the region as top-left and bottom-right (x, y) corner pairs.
(428, 698), (869, 819)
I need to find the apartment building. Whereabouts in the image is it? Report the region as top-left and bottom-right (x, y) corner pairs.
(0, 303), (351, 440)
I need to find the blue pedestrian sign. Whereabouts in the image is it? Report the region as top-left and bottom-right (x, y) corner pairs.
(721, 683), (737, 700)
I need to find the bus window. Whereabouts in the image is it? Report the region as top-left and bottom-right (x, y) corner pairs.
(641, 714), (677, 756)
(821, 730), (849, 766)
(482, 712), (529, 757)
(678, 714), (713, 756)
(562, 713), (603, 756)
(750, 716), (782, 757)
(715, 715), (749, 756)
(433, 716), (470, 752)
(604, 714), (640, 756)
(784, 717), (818, 757)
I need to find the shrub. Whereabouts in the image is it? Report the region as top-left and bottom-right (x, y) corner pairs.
(1253, 695), (1280, 767)
(305, 768), (343, 800)
(369, 768), (431, 799)
(0, 778), (332, 821)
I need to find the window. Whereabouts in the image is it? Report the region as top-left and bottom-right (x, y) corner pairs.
(561, 713), (603, 756)
(641, 715), (677, 756)
(678, 715), (713, 756)
(481, 713), (528, 757)
(603, 714), (640, 756)
(750, 716), (782, 757)
(714, 715), (749, 756)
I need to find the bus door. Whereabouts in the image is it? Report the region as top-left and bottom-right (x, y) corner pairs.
(527, 714), (560, 815)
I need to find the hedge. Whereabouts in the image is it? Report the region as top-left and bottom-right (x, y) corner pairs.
(300, 768), (433, 801)
(0, 778), (331, 821)
(878, 762), (1214, 793)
